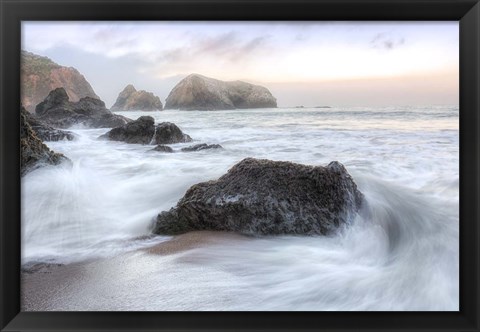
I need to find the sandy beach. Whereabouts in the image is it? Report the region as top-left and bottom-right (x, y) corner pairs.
(22, 231), (250, 311)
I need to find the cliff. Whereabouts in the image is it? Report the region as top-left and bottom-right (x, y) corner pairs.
(21, 50), (99, 112)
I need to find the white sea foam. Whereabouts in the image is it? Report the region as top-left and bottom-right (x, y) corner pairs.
(21, 106), (459, 310)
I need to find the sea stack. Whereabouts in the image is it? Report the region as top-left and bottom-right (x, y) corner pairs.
(110, 85), (163, 112)
(165, 74), (277, 110)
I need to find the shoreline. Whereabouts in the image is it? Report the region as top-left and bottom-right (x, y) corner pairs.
(21, 231), (249, 311)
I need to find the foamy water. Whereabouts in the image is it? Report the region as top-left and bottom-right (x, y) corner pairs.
(21, 106), (459, 310)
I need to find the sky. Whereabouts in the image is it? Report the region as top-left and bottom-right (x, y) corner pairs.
(22, 22), (459, 108)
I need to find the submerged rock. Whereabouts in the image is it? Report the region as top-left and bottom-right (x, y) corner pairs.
(100, 116), (192, 145)
(35, 88), (131, 129)
(153, 158), (363, 236)
(181, 143), (223, 152)
(21, 107), (70, 175)
(165, 74), (277, 110)
(150, 145), (174, 153)
(110, 84), (163, 111)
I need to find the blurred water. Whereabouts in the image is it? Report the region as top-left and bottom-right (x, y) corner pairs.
(21, 105), (459, 310)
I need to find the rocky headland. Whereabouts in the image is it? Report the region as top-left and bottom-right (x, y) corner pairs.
(100, 116), (192, 145)
(35, 88), (131, 129)
(165, 74), (277, 110)
(153, 158), (363, 236)
(110, 85), (163, 112)
(21, 107), (70, 175)
(21, 51), (99, 113)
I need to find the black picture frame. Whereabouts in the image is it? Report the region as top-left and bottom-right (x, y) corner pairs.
(1, 0), (479, 331)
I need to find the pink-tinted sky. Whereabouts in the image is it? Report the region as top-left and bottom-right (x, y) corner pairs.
(22, 22), (458, 107)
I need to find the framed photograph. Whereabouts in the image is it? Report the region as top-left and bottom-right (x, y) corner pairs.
(1, 0), (479, 331)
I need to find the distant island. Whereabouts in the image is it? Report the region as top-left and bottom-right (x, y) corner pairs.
(22, 51), (281, 113)
(165, 73), (277, 110)
(111, 85), (163, 112)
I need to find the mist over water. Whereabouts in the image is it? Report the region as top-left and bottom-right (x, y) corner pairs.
(22, 106), (459, 310)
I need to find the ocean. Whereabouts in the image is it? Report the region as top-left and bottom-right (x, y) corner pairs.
(21, 106), (459, 310)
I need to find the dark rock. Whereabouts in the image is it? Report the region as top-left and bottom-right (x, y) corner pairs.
(181, 143), (223, 152)
(100, 116), (192, 145)
(111, 84), (163, 111)
(89, 111), (132, 129)
(35, 85), (70, 113)
(24, 111), (75, 141)
(21, 106), (70, 175)
(35, 88), (132, 129)
(153, 158), (364, 236)
(21, 50), (100, 113)
(150, 145), (174, 153)
(165, 74), (277, 110)
(100, 116), (155, 144)
(153, 122), (192, 145)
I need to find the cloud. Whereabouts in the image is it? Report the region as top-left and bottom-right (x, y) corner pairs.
(370, 33), (406, 50)
(196, 31), (239, 54)
(190, 31), (271, 60)
(93, 27), (138, 49)
(295, 33), (307, 42)
(158, 47), (186, 63)
(23, 21), (457, 90)
(241, 36), (270, 53)
(146, 31), (273, 77)
(229, 36), (271, 61)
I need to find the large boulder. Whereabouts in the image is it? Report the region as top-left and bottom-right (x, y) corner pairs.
(21, 50), (99, 113)
(153, 158), (364, 236)
(21, 107), (70, 175)
(35, 88), (131, 129)
(164, 74), (277, 110)
(110, 85), (163, 111)
(99, 116), (192, 145)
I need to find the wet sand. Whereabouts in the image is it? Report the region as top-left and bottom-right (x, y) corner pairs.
(21, 231), (251, 311)
(146, 230), (247, 255)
